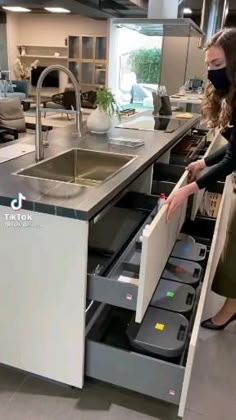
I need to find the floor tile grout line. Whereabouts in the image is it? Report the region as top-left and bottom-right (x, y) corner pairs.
(0, 375), (29, 414)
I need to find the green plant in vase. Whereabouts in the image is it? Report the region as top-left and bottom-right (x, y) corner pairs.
(87, 88), (119, 134)
(96, 88), (118, 116)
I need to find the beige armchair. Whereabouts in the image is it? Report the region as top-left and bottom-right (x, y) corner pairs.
(0, 97), (25, 133)
(0, 97), (53, 142)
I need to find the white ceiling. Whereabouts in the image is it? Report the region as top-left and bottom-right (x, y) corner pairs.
(0, 0), (235, 18)
(0, 0), (148, 17)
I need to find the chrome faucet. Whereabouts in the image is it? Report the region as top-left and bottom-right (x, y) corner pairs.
(35, 64), (82, 161)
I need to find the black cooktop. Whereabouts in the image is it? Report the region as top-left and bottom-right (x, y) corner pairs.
(117, 115), (187, 133)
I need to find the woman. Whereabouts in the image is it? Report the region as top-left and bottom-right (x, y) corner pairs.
(166, 27), (236, 330)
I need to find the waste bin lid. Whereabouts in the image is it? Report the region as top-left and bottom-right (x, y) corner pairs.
(171, 240), (207, 261)
(127, 307), (189, 358)
(163, 257), (202, 286)
(151, 279), (196, 313)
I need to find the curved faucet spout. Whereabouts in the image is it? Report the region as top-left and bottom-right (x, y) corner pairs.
(35, 64), (82, 162)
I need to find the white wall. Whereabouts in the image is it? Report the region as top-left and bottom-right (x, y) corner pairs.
(6, 13), (19, 80)
(7, 13), (108, 93)
(17, 13), (108, 45)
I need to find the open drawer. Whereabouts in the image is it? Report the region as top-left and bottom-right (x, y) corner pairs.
(170, 129), (207, 166)
(169, 128), (216, 167)
(85, 175), (233, 418)
(191, 131), (227, 220)
(86, 304), (189, 406)
(87, 170), (189, 323)
(85, 215), (209, 415)
(152, 163), (185, 196)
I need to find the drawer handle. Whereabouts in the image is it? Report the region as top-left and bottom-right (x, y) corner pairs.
(199, 247), (206, 259)
(185, 293), (194, 306)
(177, 324), (187, 342)
(135, 242), (142, 252)
(193, 268), (200, 278)
(136, 241), (142, 250)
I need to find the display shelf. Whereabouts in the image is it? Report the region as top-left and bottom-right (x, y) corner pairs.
(18, 55), (67, 59)
(67, 34), (107, 88)
(95, 37), (107, 60)
(17, 45), (68, 63)
(94, 59), (107, 64)
(82, 36), (94, 60)
(17, 44), (67, 49)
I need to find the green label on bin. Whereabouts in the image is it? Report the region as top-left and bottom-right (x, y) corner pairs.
(166, 291), (175, 298)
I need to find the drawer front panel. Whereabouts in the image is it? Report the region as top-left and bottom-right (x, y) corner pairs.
(136, 171), (189, 323)
(88, 274), (138, 310)
(86, 340), (185, 405)
(178, 175), (233, 418)
(191, 131), (227, 220)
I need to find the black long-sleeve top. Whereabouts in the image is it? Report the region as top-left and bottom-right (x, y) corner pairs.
(197, 123), (236, 190)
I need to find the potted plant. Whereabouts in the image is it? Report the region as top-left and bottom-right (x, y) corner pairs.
(87, 88), (119, 134)
(14, 58), (39, 80)
(13, 58), (39, 96)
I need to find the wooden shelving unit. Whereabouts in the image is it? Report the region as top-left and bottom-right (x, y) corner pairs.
(16, 38), (107, 90)
(67, 35), (107, 89)
(17, 45), (68, 62)
(18, 55), (67, 59)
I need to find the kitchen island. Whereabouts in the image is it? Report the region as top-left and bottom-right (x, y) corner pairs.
(0, 113), (199, 220)
(0, 113), (230, 418)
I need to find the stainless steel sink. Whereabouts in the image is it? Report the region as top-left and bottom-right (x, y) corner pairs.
(15, 148), (137, 187)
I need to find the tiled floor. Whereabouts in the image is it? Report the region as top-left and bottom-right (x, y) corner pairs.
(0, 292), (235, 420)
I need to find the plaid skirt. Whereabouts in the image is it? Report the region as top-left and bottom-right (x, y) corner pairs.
(212, 180), (236, 298)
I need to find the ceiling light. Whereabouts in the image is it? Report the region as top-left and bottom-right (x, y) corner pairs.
(2, 6), (31, 12)
(183, 8), (192, 14)
(44, 7), (71, 13)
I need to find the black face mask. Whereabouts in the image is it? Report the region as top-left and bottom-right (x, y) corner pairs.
(208, 67), (231, 92)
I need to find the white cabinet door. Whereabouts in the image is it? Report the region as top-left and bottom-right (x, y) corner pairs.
(0, 208), (88, 388)
(191, 131), (227, 220)
(178, 175), (233, 417)
(136, 171), (189, 323)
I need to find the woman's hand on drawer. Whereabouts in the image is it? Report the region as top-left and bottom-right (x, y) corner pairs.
(187, 159), (206, 182)
(166, 182), (199, 222)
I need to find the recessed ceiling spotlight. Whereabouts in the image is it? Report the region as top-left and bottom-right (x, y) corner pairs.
(44, 7), (71, 13)
(2, 6), (31, 12)
(183, 8), (192, 15)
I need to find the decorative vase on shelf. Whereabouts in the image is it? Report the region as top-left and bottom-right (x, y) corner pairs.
(87, 106), (112, 134)
(21, 46), (26, 56)
(86, 88), (118, 135)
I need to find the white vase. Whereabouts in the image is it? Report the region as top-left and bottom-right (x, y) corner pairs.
(87, 106), (112, 134)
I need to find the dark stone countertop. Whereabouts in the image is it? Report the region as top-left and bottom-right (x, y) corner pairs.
(0, 113), (199, 220)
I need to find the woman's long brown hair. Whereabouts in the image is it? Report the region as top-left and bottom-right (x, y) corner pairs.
(201, 28), (236, 130)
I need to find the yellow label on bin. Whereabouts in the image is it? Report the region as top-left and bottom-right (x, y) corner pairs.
(155, 323), (165, 331)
